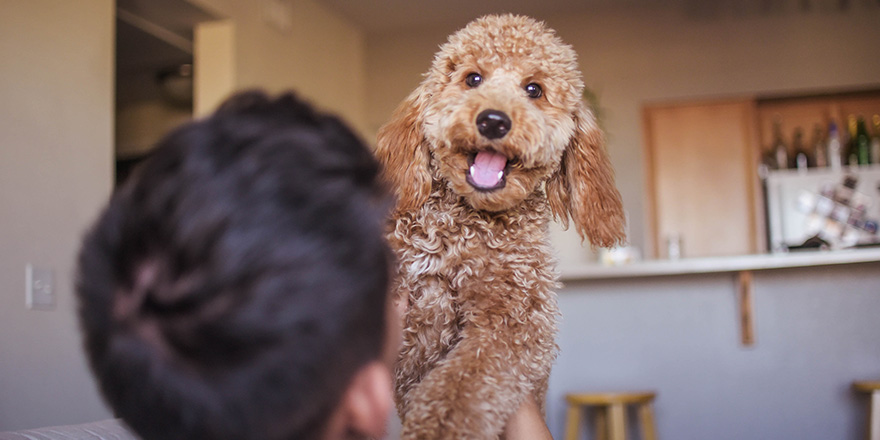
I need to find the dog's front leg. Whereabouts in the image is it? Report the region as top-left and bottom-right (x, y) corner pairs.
(394, 276), (463, 420)
(400, 316), (555, 440)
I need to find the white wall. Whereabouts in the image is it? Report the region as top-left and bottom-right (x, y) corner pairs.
(0, 0), (115, 430)
(364, 6), (880, 260)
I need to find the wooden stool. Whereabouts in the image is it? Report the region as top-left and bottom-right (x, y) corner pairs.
(564, 392), (657, 440)
(854, 381), (880, 440)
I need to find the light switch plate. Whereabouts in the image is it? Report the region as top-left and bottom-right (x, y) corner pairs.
(26, 264), (55, 310)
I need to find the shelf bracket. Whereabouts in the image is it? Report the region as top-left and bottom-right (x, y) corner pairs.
(736, 270), (755, 346)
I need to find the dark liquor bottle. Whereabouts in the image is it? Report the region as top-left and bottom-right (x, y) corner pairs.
(811, 123), (827, 168)
(855, 116), (871, 165)
(846, 115), (858, 166)
(872, 115), (880, 164)
(792, 127), (811, 170)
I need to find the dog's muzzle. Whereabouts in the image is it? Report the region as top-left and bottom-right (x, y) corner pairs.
(468, 110), (514, 191)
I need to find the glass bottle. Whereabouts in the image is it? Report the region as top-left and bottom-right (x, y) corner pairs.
(827, 121), (842, 171)
(792, 127), (811, 171)
(855, 116), (870, 165)
(811, 123), (827, 168)
(771, 118), (788, 169)
(871, 115), (880, 165)
(846, 115), (858, 166)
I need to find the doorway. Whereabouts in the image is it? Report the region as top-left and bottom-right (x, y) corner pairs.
(114, 0), (216, 185)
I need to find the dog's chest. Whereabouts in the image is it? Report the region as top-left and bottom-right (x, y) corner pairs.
(390, 198), (557, 302)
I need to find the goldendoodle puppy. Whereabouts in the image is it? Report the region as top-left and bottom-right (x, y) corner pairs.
(375, 14), (626, 439)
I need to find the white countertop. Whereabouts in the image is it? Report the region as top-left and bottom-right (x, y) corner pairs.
(559, 248), (880, 281)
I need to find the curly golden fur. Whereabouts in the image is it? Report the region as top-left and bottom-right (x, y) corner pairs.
(375, 14), (626, 439)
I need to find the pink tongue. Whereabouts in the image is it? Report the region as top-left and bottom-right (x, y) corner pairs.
(470, 151), (508, 188)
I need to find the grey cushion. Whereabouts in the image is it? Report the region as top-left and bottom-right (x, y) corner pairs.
(0, 419), (139, 440)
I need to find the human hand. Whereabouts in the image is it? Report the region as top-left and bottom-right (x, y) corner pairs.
(503, 395), (553, 440)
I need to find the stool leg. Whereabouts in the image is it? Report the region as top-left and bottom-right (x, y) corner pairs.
(565, 405), (582, 440)
(869, 391), (880, 440)
(608, 403), (627, 440)
(594, 407), (608, 440)
(638, 403), (658, 440)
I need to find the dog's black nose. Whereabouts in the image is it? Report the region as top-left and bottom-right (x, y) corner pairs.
(476, 110), (511, 140)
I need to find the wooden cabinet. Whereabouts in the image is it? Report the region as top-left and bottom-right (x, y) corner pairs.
(643, 100), (761, 258)
(643, 89), (880, 259)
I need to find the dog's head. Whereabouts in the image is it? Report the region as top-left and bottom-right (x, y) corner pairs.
(376, 14), (625, 247)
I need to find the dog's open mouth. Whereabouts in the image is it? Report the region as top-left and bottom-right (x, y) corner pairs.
(467, 150), (511, 191)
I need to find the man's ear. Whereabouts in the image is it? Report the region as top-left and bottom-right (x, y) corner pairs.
(340, 361), (393, 438)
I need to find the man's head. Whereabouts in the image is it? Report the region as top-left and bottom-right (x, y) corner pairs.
(77, 91), (395, 439)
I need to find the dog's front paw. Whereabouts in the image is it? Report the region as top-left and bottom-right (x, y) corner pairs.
(399, 370), (517, 440)
(401, 401), (493, 440)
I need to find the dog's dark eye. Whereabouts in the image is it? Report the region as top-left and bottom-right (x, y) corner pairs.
(465, 73), (483, 88)
(525, 83), (543, 99)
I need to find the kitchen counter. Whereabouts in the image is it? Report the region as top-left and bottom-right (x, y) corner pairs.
(547, 249), (880, 440)
(559, 247), (880, 281)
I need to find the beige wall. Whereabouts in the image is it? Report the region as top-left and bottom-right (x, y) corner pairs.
(189, 0), (368, 136)
(364, 7), (880, 262)
(116, 100), (193, 158)
(0, 0), (115, 430)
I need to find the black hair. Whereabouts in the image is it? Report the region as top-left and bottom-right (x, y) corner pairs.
(76, 91), (391, 440)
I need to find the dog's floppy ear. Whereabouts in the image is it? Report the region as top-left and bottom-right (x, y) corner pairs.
(375, 88), (432, 213)
(547, 101), (626, 248)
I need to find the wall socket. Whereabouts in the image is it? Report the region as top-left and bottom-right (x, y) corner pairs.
(26, 264), (55, 310)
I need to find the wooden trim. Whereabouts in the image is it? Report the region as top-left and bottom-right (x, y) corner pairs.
(742, 100), (764, 254)
(643, 94), (760, 111)
(756, 86), (880, 104)
(641, 106), (659, 259)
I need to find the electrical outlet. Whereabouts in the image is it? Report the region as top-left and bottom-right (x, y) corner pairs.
(26, 264), (55, 310)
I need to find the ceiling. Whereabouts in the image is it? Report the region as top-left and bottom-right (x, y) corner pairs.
(312, 0), (871, 32)
(115, 0), (216, 105)
(116, 0), (216, 75)
(117, 0), (216, 40)
(113, 0), (875, 78)
(312, 0), (673, 32)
